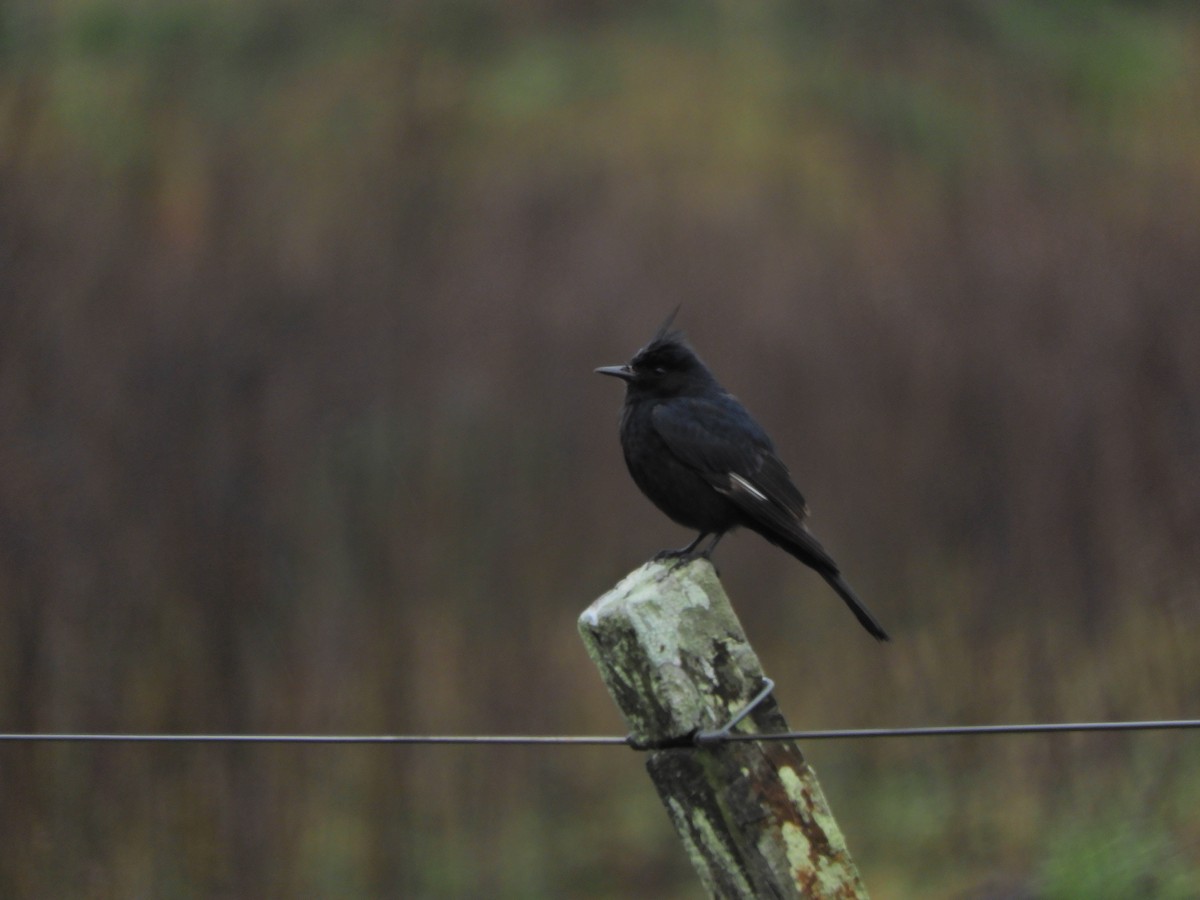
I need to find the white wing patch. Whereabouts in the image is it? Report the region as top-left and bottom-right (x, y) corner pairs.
(728, 473), (768, 502)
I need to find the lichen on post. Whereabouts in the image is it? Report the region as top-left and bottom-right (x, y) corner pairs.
(579, 559), (869, 899)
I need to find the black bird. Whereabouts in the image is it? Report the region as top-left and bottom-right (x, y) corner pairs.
(596, 312), (889, 642)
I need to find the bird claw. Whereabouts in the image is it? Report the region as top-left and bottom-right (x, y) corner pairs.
(652, 531), (712, 566)
(651, 548), (720, 576)
(652, 548), (692, 562)
(651, 550), (695, 572)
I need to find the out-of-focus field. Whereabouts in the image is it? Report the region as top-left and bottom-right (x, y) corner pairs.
(2, 3), (1198, 896)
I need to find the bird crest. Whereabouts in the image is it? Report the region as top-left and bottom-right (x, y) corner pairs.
(637, 305), (688, 361)
(652, 304), (683, 343)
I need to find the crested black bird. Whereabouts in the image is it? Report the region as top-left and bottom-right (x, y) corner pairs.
(595, 312), (889, 642)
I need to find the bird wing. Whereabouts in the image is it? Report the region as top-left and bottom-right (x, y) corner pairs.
(647, 397), (769, 475)
(650, 397), (838, 571)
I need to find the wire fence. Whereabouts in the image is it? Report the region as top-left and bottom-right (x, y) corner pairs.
(2, 717), (1198, 747)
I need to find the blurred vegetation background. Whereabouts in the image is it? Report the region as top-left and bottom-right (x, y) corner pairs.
(2, 1), (1199, 897)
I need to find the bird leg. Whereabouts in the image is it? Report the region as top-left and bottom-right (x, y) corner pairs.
(653, 531), (728, 574)
(653, 531), (710, 562)
(698, 532), (725, 559)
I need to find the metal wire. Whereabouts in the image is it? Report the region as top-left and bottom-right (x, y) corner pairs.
(1, 718), (1197, 747)
(0, 733), (629, 745)
(721, 718), (1200, 742)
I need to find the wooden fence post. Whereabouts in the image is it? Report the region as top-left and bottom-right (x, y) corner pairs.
(579, 559), (869, 899)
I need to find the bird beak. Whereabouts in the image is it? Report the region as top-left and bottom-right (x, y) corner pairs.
(594, 364), (635, 382)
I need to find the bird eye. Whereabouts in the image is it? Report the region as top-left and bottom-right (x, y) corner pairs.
(653, 366), (667, 375)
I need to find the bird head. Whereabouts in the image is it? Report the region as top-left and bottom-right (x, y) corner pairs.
(595, 308), (717, 398)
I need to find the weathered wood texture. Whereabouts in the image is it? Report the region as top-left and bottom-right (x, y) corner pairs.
(579, 560), (868, 899)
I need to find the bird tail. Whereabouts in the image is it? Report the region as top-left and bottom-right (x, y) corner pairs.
(743, 518), (891, 641)
(821, 570), (890, 642)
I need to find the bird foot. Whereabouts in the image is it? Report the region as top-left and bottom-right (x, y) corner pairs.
(652, 548), (698, 569)
(653, 547), (694, 561)
(651, 548), (720, 576)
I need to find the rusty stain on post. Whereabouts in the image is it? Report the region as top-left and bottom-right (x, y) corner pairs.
(579, 559), (869, 899)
